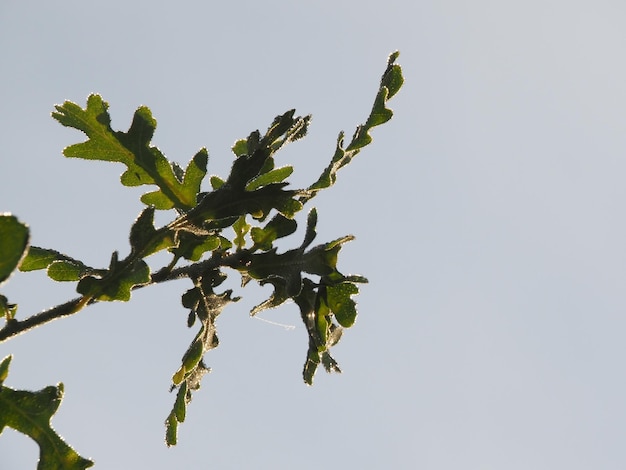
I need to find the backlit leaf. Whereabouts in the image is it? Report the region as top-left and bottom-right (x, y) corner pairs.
(0, 295), (17, 322)
(307, 51), (403, 195)
(19, 247), (61, 272)
(326, 283), (359, 327)
(0, 356), (93, 469)
(232, 216), (250, 249)
(52, 95), (207, 210)
(47, 260), (91, 282)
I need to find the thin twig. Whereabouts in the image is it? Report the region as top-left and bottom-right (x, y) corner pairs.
(0, 250), (248, 344)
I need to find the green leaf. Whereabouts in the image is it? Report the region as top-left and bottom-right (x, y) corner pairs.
(18, 247), (98, 284)
(76, 252), (150, 301)
(232, 216), (250, 249)
(250, 214), (298, 251)
(326, 283), (359, 327)
(0, 295), (18, 321)
(301, 208), (318, 250)
(19, 247), (60, 272)
(244, 210), (357, 316)
(0, 214), (29, 285)
(129, 207), (176, 257)
(47, 260), (91, 282)
(209, 175), (225, 190)
(140, 189), (176, 210)
(231, 138), (248, 157)
(381, 50), (404, 99)
(245, 249), (304, 299)
(52, 94), (206, 210)
(302, 235), (354, 278)
(0, 356), (93, 469)
(141, 148), (208, 209)
(169, 232), (221, 262)
(302, 348), (321, 386)
(165, 411), (178, 447)
(295, 280), (343, 385)
(181, 148), (209, 201)
(245, 166), (293, 191)
(0, 355), (10, 384)
(173, 381), (188, 422)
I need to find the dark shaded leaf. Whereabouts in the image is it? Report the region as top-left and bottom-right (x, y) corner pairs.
(182, 183), (303, 227)
(245, 165), (293, 191)
(0, 214), (29, 285)
(76, 252), (150, 301)
(129, 207), (176, 257)
(169, 232), (221, 262)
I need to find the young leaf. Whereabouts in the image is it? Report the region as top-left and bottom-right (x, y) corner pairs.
(167, 272), (238, 445)
(0, 355), (10, 382)
(0, 295), (17, 322)
(232, 216), (251, 249)
(231, 138), (248, 157)
(209, 175), (225, 190)
(307, 51), (404, 195)
(0, 214), (29, 285)
(0, 356), (93, 469)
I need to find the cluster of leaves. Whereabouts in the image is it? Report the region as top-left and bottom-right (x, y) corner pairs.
(0, 52), (403, 467)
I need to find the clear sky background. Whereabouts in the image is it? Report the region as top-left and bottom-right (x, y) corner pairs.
(1, 1), (626, 469)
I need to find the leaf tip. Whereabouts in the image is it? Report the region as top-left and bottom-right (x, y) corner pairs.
(0, 355), (12, 384)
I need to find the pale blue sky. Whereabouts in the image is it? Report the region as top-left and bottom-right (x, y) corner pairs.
(2, 1), (626, 469)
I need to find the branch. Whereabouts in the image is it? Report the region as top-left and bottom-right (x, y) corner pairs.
(0, 297), (88, 343)
(0, 251), (248, 344)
